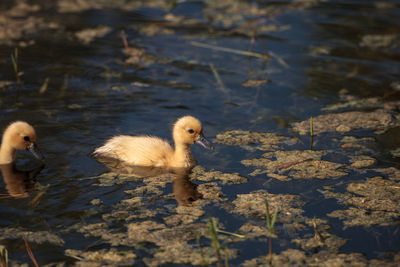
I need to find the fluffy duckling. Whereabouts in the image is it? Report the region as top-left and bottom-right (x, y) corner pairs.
(93, 116), (213, 169)
(0, 121), (44, 164)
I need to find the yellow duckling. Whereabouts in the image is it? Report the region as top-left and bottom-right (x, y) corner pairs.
(93, 116), (213, 169)
(0, 121), (44, 164)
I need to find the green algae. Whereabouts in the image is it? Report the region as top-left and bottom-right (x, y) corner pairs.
(65, 249), (136, 265)
(349, 155), (376, 168)
(227, 190), (304, 223)
(321, 169), (400, 227)
(0, 2), (59, 46)
(214, 130), (298, 151)
(292, 109), (398, 135)
(243, 249), (368, 267)
(340, 136), (375, 150)
(242, 150), (347, 181)
(322, 97), (381, 112)
(190, 166), (248, 184)
(359, 34), (399, 49)
(75, 25), (111, 44)
(0, 228), (64, 245)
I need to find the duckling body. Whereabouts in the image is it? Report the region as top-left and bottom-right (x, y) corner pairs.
(93, 116), (213, 169)
(0, 121), (43, 164)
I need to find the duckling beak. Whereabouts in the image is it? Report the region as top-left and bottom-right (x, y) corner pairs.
(195, 134), (214, 150)
(28, 143), (44, 161)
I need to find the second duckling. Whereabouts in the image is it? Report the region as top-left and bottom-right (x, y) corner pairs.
(0, 121), (43, 164)
(93, 116), (213, 169)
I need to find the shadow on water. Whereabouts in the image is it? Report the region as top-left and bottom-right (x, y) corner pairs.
(94, 155), (203, 206)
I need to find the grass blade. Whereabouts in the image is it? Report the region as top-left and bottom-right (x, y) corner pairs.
(191, 41), (270, 60)
(23, 237), (39, 267)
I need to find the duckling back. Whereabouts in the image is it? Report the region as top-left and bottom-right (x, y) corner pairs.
(93, 135), (174, 167)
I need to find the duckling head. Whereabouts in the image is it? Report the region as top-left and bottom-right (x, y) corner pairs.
(172, 116), (214, 149)
(2, 121), (44, 160)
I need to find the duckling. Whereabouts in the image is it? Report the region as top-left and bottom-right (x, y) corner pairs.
(93, 116), (213, 169)
(0, 121), (44, 164)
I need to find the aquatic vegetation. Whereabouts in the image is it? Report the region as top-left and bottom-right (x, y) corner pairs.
(190, 166), (248, 185)
(349, 155), (376, 169)
(0, 245), (8, 267)
(228, 190), (304, 224)
(242, 79), (270, 87)
(321, 169), (400, 227)
(0, 2), (59, 46)
(322, 97), (381, 112)
(208, 217), (223, 267)
(0, 228), (64, 245)
(292, 109), (399, 135)
(340, 136), (375, 150)
(359, 34), (399, 49)
(243, 249), (368, 267)
(75, 25), (111, 44)
(242, 150), (346, 181)
(66, 249), (136, 265)
(214, 130), (298, 151)
(265, 199), (278, 264)
(10, 48), (22, 86)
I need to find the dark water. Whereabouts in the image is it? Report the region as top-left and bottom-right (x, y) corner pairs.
(0, 0), (400, 265)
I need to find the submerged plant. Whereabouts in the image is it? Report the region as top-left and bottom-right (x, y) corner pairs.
(197, 235), (210, 267)
(309, 116), (314, 150)
(265, 199), (278, 265)
(0, 245), (8, 267)
(11, 48), (23, 86)
(208, 217), (223, 267)
(207, 217), (240, 267)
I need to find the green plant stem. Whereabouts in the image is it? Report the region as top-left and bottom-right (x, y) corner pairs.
(208, 218), (222, 267)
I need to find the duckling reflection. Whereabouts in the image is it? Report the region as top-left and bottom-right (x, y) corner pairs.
(0, 163), (44, 198)
(173, 170), (202, 206)
(94, 156), (202, 206)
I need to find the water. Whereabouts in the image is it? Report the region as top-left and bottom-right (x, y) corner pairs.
(1, 0), (400, 265)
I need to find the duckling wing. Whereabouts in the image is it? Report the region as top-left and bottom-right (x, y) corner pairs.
(94, 135), (174, 167)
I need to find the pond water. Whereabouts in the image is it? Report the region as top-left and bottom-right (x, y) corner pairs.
(0, 0), (400, 266)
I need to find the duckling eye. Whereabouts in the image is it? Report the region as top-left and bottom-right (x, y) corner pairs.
(187, 129), (195, 134)
(23, 136), (30, 142)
